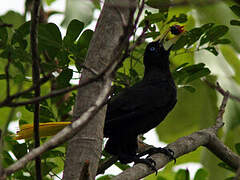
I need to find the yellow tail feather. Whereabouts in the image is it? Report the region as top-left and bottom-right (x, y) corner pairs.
(14, 122), (71, 140)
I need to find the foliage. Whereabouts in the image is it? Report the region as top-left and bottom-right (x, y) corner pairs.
(0, 0), (240, 179)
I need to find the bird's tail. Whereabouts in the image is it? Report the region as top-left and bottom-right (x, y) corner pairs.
(14, 122), (71, 140)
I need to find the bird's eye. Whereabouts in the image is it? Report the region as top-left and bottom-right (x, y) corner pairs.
(149, 47), (156, 51)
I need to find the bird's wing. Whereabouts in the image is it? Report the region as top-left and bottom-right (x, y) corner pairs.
(105, 81), (175, 124)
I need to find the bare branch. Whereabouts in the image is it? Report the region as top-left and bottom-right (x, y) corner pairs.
(205, 80), (240, 103)
(212, 88), (229, 132)
(1, 64), (111, 107)
(0, 23), (13, 28)
(30, 0), (42, 178)
(205, 135), (240, 171)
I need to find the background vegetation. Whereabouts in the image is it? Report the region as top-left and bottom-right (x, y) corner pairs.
(0, 0), (240, 179)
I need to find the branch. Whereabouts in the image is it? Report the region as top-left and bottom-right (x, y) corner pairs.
(205, 80), (240, 103)
(30, 0), (42, 178)
(0, 72), (52, 107)
(0, 23), (13, 28)
(104, 0), (222, 8)
(0, 72), (103, 107)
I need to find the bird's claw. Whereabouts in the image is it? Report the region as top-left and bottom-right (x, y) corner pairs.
(146, 147), (176, 164)
(134, 157), (158, 175)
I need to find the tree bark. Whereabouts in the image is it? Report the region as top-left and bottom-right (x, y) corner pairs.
(63, 1), (137, 179)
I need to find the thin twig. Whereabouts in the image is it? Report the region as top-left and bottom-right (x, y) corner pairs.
(0, 72), (52, 107)
(212, 84), (229, 132)
(205, 80), (240, 103)
(2, 67), (109, 107)
(30, 0), (42, 178)
(0, 23), (13, 28)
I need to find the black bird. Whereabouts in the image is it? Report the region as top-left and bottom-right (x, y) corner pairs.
(104, 28), (181, 169)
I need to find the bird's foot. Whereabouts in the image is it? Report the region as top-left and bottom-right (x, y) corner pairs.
(139, 147), (176, 163)
(118, 154), (158, 175)
(133, 157), (158, 175)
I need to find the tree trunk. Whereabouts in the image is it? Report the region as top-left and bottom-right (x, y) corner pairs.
(63, 1), (137, 179)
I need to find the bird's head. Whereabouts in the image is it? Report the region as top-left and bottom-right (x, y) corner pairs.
(143, 25), (184, 68)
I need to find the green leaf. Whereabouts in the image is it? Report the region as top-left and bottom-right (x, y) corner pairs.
(12, 143), (28, 159)
(0, 11), (25, 37)
(56, 68), (73, 88)
(38, 23), (62, 58)
(181, 85), (196, 93)
(235, 143), (240, 155)
(186, 68), (211, 83)
(200, 25), (229, 46)
(212, 39), (231, 45)
(0, 74), (6, 79)
(63, 19), (84, 47)
(201, 23), (215, 32)
(157, 176), (167, 180)
(230, 19), (240, 26)
(57, 49), (70, 67)
(76, 29), (93, 50)
(230, 5), (240, 17)
(225, 177), (235, 180)
(218, 162), (235, 172)
(42, 150), (65, 159)
(173, 63), (210, 84)
(175, 169), (190, 180)
(45, 0), (56, 5)
(40, 106), (55, 121)
(2, 150), (15, 167)
(42, 162), (58, 176)
(11, 21), (31, 49)
(168, 13), (188, 24)
(207, 25), (229, 40)
(205, 47), (219, 56)
(194, 168), (208, 180)
(144, 12), (165, 25)
(0, 19), (8, 48)
(171, 34), (188, 50)
(187, 28), (204, 46)
(146, 0), (171, 12)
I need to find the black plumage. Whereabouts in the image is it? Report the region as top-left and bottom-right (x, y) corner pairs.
(104, 40), (177, 165)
